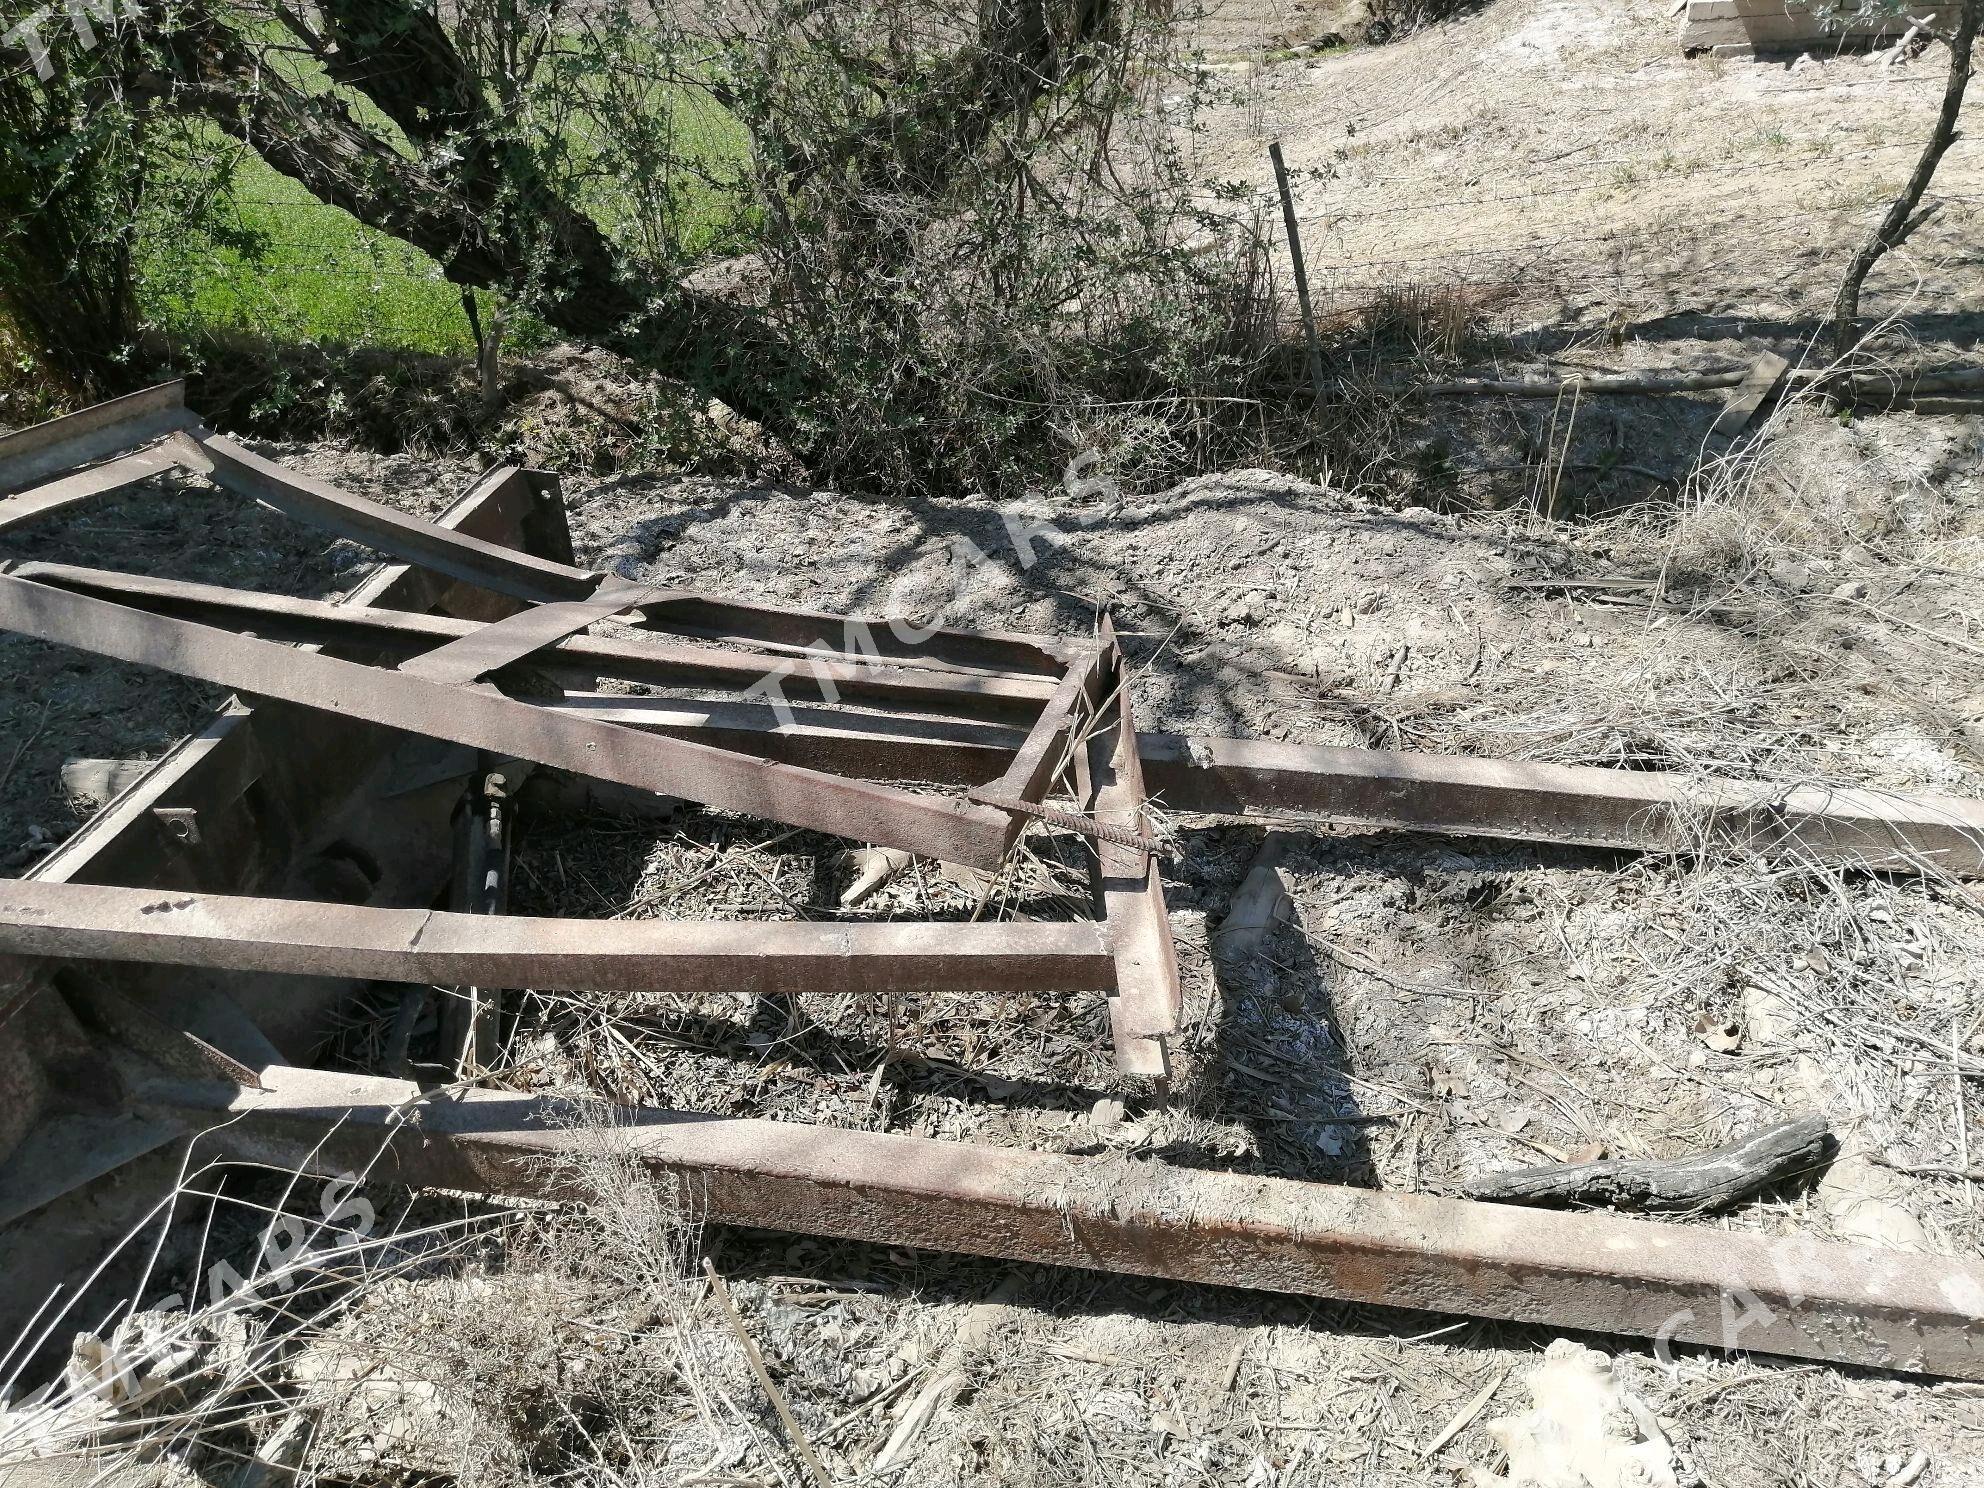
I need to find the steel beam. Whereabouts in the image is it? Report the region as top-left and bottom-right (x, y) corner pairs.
(6, 562), (1056, 722)
(0, 574), (1018, 866)
(1136, 735), (1984, 876)
(0, 879), (1117, 997)
(1088, 624), (1179, 1079)
(535, 699), (1984, 876)
(0, 448), (187, 534)
(0, 382), (194, 496)
(143, 1062), (1984, 1382)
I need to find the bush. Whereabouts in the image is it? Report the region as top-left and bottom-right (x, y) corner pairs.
(0, 48), (144, 395)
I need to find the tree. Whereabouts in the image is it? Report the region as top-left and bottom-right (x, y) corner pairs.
(0, 0), (1255, 490)
(1831, 0), (1980, 361)
(0, 29), (145, 393)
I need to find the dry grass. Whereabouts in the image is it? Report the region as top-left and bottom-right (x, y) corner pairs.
(0, 1117), (836, 1488)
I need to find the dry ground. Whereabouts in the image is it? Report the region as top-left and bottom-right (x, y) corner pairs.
(3, 2), (1984, 1485)
(1202, 0), (1984, 346)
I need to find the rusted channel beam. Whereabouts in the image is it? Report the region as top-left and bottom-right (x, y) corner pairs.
(548, 698), (1984, 875)
(172, 427), (1065, 674)
(6, 562), (1056, 721)
(1139, 735), (1984, 876)
(1087, 622), (1179, 1079)
(0, 381), (194, 497)
(0, 879), (1116, 997)
(0, 574), (1018, 866)
(144, 1063), (1984, 1381)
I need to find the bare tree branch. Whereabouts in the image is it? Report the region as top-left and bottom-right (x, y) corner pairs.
(1832, 0), (1979, 361)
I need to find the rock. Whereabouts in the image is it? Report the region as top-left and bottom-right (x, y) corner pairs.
(1223, 590), (1270, 625)
(1768, 559), (1813, 592)
(1473, 1340), (1679, 1487)
(1089, 1097), (1127, 1128)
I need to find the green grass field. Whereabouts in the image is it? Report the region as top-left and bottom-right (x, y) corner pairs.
(135, 82), (750, 357)
(137, 150), (479, 356)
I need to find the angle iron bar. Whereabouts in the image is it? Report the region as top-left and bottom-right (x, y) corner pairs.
(4, 561), (1056, 723)
(1136, 735), (1984, 877)
(0, 879), (1117, 998)
(0, 382), (194, 496)
(0, 574), (1017, 868)
(142, 1062), (1984, 1382)
(544, 697), (1984, 876)
(175, 427), (1066, 674)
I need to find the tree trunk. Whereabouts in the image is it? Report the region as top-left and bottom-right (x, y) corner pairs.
(142, 0), (1128, 480)
(1831, 0), (1979, 362)
(148, 0), (820, 449)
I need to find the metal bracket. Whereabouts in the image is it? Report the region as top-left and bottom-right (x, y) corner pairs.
(150, 807), (201, 846)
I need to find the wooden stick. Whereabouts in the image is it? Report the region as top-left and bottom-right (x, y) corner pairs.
(1465, 1114), (1832, 1212)
(1270, 141), (1329, 403)
(703, 1259), (835, 1488)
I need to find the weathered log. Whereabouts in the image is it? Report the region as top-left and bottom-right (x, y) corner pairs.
(1464, 1114), (1832, 1213)
(1415, 364), (1984, 410)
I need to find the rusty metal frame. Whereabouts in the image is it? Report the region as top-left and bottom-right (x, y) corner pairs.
(0, 385), (1095, 871)
(5, 389), (1984, 1384)
(0, 571), (1025, 868)
(0, 453), (564, 1233)
(1, 562), (1060, 720)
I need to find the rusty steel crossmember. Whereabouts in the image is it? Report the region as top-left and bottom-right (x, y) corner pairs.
(538, 696), (1984, 877)
(9, 386), (1984, 1390)
(0, 879), (1117, 998)
(2, 561), (1060, 722)
(141, 1063), (1984, 1382)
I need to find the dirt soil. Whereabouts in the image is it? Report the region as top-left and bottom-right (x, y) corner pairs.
(4, 2), (1984, 1485)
